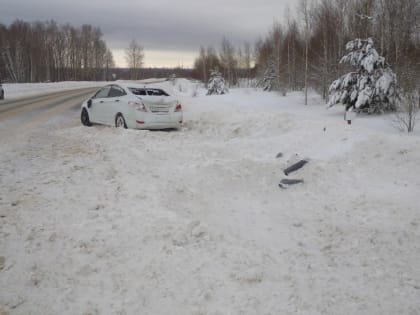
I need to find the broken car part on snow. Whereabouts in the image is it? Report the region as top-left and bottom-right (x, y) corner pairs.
(279, 159), (309, 189)
(278, 178), (305, 189)
(283, 159), (308, 176)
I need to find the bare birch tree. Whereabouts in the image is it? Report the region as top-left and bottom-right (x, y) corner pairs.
(300, 0), (310, 105)
(125, 39), (144, 80)
(219, 37), (237, 86)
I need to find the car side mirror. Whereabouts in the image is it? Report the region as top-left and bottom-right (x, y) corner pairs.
(87, 99), (92, 108)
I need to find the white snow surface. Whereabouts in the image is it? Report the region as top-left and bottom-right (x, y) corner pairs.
(1, 80), (420, 315)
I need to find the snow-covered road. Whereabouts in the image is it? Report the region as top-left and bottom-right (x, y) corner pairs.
(0, 80), (419, 315)
(0, 88), (97, 139)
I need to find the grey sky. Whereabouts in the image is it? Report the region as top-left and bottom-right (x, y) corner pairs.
(1, 0), (296, 67)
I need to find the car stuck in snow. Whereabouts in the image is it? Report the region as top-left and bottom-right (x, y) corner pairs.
(80, 83), (183, 130)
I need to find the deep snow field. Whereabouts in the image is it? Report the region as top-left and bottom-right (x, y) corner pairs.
(1, 79), (419, 315)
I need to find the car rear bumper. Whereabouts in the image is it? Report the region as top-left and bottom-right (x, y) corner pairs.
(129, 112), (183, 130)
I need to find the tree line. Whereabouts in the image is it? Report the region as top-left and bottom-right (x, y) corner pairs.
(192, 0), (420, 98)
(192, 39), (253, 88)
(0, 20), (115, 82)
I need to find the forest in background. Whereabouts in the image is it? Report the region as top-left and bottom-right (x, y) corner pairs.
(0, 20), (191, 83)
(1, 0), (419, 98)
(0, 20), (115, 82)
(192, 0), (420, 97)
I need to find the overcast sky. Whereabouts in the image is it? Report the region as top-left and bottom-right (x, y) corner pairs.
(1, 0), (296, 67)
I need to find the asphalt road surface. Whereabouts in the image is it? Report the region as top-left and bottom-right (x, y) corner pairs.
(0, 88), (98, 139)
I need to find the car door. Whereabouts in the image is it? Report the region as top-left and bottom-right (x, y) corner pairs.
(103, 85), (128, 125)
(89, 86), (111, 124)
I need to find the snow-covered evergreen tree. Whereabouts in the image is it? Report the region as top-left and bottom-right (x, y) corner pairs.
(206, 68), (228, 95)
(328, 38), (398, 113)
(258, 60), (277, 91)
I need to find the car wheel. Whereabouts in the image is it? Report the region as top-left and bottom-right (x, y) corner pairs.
(81, 108), (92, 126)
(0, 91), (4, 100)
(115, 114), (127, 128)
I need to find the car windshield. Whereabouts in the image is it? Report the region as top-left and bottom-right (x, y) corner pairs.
(129, 88), (169, 96)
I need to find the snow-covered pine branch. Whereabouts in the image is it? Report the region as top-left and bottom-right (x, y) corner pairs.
(328, 38), (398, 114)
(206, 68), (228, 95)
(257, 60), (278, 92)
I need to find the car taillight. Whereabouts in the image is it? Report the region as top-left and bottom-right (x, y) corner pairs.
(175, 104), (182, 112)
(129, 101), (147, 112)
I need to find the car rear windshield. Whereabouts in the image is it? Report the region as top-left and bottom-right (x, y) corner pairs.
(129, 88), (169, 96)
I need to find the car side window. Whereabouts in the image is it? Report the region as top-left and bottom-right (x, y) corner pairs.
(146, 89), (169, 96)
(94, 86), (111, 99)
(159, 89), (169, 96)
(109, 86), (126, 97)
(128, 88), (146, 96)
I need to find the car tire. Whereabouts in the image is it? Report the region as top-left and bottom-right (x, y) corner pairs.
(0, 91), (4, 100)
(81, 108), (92, 126)
(115, 114), (127, 129)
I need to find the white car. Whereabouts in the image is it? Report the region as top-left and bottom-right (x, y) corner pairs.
(80, 83), (183, 130)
